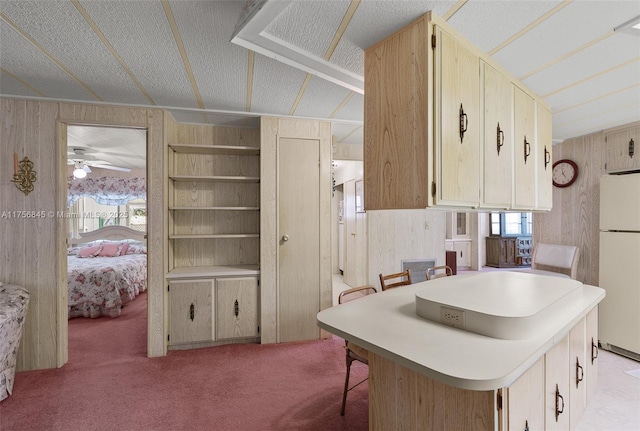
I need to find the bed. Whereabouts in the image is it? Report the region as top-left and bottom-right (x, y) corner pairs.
(67, 226), (147, 319)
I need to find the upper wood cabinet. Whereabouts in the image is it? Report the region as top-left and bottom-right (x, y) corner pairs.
(434, 26), (481, 207)
(536, 104), (553, 210)
(482, 62), (513, 209)
(605, 123), (640, 173)
(364, 11), (552, 211)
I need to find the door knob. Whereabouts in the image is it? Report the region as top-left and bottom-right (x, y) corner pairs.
(282, 235), (289, 241)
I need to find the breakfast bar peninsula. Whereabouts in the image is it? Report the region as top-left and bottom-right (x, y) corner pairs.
(317, 272), (604, 430)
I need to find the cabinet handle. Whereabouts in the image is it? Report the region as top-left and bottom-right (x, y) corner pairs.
(544, 145), (550, 169)
(190, 303), (195, 321)
(555, 383), (565, 422)
(629, 138), (635, 158)
(497, 123), (504, 155)
(234, 299), (239, 317)
(591, 337), (599, 364)
(524, 420), (529, 431)
(459, 104), (468, 142)
(524, 136), (531, 163)
(576, 356), (584, 388)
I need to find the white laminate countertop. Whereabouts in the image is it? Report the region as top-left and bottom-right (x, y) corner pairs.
(317, 272), (605, 391)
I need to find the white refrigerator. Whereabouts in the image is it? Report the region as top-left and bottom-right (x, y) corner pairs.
(599, 173), (640, 360)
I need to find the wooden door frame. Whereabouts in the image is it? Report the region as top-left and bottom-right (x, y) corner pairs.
(57, 116), (165, 365)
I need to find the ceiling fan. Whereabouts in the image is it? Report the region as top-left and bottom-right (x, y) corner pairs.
(67, 147), (132, 178)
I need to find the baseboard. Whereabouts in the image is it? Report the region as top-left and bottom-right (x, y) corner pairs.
(600, 341), (640, 362)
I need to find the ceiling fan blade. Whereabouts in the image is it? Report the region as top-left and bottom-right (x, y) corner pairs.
(84, 165), (92, 173)
(88, 163), (131, 172)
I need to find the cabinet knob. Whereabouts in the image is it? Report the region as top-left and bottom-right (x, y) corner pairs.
(282, 235), (289, 242)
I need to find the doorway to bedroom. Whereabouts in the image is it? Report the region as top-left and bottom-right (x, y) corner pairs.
(65, 124), (148, 364)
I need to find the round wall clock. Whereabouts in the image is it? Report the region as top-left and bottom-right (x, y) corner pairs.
(552, 159), (579, 188)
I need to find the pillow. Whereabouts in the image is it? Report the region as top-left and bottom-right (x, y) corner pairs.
(67, 245), (82, 256)
(77, 244), (103, 258)
(126, 242), (147, 254)
(98, 242), (129, 257)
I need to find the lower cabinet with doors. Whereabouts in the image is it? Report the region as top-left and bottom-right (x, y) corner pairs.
(503, 307), (599, 431)
(445, 239), (471, 269)
(168, 275), (260, 349)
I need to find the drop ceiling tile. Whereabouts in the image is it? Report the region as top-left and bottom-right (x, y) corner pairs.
(169, 0), (248, 111)
(79, 0), (198, 108)
(251, 53), (308, 116)
(543, 61), (640, 112)
(1, 0), (149, 105)
(553, 89), (640, 129)
(524, 36), (640, 97)
(491, 0), (640, 78)
(294, 75), (353, 118)
(448, 0), (562, 53)
(265, 0), (351, 60)
(332, 92), (363, 122)
(1, 24), (90, 100)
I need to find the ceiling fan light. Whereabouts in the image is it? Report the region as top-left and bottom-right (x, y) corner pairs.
(73, 162), (87, 178)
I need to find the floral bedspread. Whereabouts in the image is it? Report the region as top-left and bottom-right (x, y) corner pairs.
(67, 254), (147, 318)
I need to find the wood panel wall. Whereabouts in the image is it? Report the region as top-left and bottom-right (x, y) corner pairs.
(533, 122), (640, 285)
(0, 98), (165, 371)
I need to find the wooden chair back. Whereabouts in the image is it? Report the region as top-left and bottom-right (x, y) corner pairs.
(426, 265), (454, 280)
(338, 285), (377, 305)
(378, 270), (412, 291)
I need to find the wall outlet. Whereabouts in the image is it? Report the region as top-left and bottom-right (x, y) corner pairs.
(440, 306), (465, 328)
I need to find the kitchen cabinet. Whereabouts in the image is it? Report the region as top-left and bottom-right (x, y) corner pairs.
(570, 316), (588, 428)
(545, 336), (570, 430)
(513, 86), (537, 210)
(605, 123), (640, 173)
(537, 104), (553, 210)
(506, 356), (545, 431)
(434, 25), (481, 207)
(586, 307), (599, 403)
(169, 279), (214, 345)
(363, 11), (551, 212)
(482, 62), (513, 209)
(446, 211), (470, 239)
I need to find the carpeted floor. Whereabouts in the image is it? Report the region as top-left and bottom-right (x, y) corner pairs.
(1, 292), (368, 431)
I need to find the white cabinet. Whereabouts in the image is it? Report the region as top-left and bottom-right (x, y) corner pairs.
(605, 123), (640, 173)
(169, 279), (214, 345)
(536, 104), (553, 210)
(570, 316), (588, 428)
(446, 212), (470, 239)
(513, 86), (537, 210)
(445, 239), (471, 269)
(506, 356), (545, 431)
(545, 336), (570, 430)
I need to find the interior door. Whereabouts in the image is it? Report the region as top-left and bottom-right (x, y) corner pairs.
(343, 179), (357, 287)
(278, 137), (320, 342)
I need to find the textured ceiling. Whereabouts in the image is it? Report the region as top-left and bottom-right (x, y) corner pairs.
(2, 0), (639, 157)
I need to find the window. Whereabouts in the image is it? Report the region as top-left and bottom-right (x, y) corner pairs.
(489, 212), (532, 237)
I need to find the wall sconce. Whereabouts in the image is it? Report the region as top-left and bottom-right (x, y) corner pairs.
(12, 152), (37, 195)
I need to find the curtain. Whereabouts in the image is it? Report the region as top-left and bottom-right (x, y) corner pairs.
(67, 176), (146, 207)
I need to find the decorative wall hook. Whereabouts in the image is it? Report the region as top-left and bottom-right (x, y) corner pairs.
(11, 154), (37, 196)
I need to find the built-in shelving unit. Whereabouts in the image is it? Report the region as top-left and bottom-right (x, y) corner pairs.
(165, 123), (261, 349)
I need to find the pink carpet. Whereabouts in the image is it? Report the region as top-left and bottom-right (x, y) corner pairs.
(0, 292), (368, 430)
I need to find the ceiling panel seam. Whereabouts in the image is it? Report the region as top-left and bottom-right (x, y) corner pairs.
(554, 83), (640, 114)
(555, 103), (638, 128)
(442, 0), (468, 21)
(289, 0), (361, 116)
(0, 67), (46, 96)
(329, 92), (354, 118)
(519, 31), (615, 81)
(71, 0), (155, 106)
(246, 50), (255, 112)
(555, 115), (640, 141)
(542, 56), (640, 98)
(161, 0), (204, 109)
(0, 12), (102, 101)
(488, 0), (572, 56)
(289, 73), (312, 115)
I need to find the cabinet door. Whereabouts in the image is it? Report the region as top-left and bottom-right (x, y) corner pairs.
(570, 317), (587, 429)
(454, 241), (471, 268)
(605, 124), (640, 173)
(507, 356), (545, 431)
(536, 103), (553, 210)
(513, 86), (536, 209)
(586, 307), (599, 403)
(169, 279), (214, 345)
(435, 26), (480, 207)
(545, 336), (570, 431)
(482, 62), (513, 209)
(216, 277), (259, 340)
